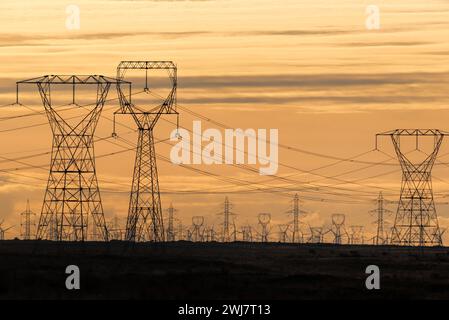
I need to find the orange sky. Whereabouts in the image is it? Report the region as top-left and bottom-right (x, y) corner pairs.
(0, 0), (449, 242)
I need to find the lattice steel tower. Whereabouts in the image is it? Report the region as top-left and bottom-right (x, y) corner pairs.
(219, 196), (235, 242)
(166, 203), (177, 241)
(287, 193), (301, 243)
(20, 200), (36, 240)
(17, 75), (126, 241)
(330, 214), (347, 245)
(258, 213), (271, 243)
(116, 61), (178, 242)
(370, 192), (391, 245)
(376, 129), (447, 246)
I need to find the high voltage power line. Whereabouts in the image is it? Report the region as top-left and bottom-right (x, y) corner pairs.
(2, 76), (449, 208)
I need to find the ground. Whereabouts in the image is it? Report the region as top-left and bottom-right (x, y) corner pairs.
(0, 240), (448, 299)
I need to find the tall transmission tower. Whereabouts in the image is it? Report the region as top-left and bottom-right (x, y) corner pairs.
(20, 200), (36, 240)
(258, 213), (271, 243)
(370, 192), (391, 245)
(17, 75), (126, 241)
(219, 197), (236, 242)
(376, 129), (447, 246)
(115, 61), (178, 242)
(166, 203), (177, 241)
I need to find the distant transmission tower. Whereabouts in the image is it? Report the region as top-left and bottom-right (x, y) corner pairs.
(205, 227), (217, 242)
(107, 216), (123, 240)
(310, 227), (323, 243)
(17, 75), (125, 241)
(241, 225), (253, 242)
(349, 226), (364, 244)
(219, 197), (236, 242)
(287, 193), (303, 243)
(166, 203), (177, 241)
(278, 224), (289, 243)
(116, 61), (178, 242)
(0, 221), (12, 240)
(376, 129), (447, 246)
(191, 216), (204, 242)
(330, 214), (347, 245)
(258, 213), (271, 243)
(370, 192), (391, 245)
(20, 200), (36, 240)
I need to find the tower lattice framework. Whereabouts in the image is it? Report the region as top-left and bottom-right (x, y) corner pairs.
(376, 129), (447, 246)
(20, 200), (36, 240)
(370, 192), (391, 245)
(287, 193), (302, 243)
(116, 61), (178, 242)
(17, 75), (127, 241)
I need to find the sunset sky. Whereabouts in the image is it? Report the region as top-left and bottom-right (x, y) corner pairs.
(0, 0), (449, 242)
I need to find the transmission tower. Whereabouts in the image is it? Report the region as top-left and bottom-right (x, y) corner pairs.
(258, 213), (271, 243)
(20, 200), (36, 240)
(17, 75), (126, 241)
(241, 225), (253, 242)
(166, 203), (177, 241)
(330, 214), (347, 245)
(278, 224), (289, 243)
(349, 226), (364, 244)
(205, 226), (217, 242)
(370, 192), (391, 245)
(310, 227), (323, 243)
(376, 129), (447, 246)
(107, 216), (123, 240)
(219, 197), (236, 242)
(191, 216), (204, 242)
(286, 193), (304, 243)
(115, 61), (178, 242)
(0, 221), (12, 240)
(177, 222), (186, 241)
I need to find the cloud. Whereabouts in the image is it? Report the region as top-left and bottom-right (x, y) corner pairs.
(336, 41), (433, 47)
